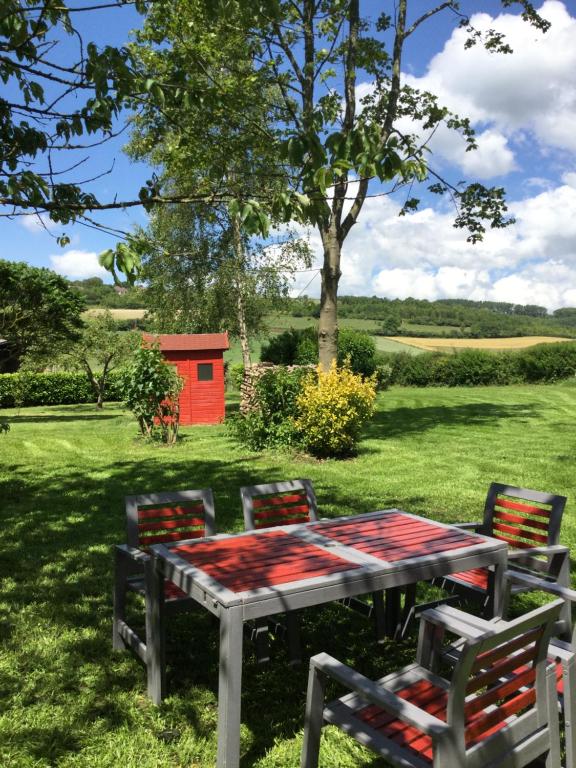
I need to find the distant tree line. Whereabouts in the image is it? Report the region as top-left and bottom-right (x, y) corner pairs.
(69, 278), (145, 309)
(285, 296), (576, 339)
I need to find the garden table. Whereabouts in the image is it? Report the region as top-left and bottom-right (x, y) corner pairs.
(148, 509), (508, 768)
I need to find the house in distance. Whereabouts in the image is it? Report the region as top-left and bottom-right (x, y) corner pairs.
(143, 332), (229, 425)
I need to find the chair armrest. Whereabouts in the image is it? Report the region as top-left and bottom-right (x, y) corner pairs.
(310, 653), (449, 737)
(508, 544), (569, 560)
(453, 521), (482, 531)
(114, 544), (150, 564)
(504, 570), (576, 603)
(419, 605), (499, 638)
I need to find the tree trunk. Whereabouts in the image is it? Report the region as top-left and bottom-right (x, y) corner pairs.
(318, 230), (341, 370)
(231, 216), (252, 370)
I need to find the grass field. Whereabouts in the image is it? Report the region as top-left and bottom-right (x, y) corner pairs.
(265, 313), (379, 333)
(1, 382), (575, 766)
(389, 335), (574, 352)
(374, 336), (424, 355)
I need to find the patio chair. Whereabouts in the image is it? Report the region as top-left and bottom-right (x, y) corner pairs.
(112, 489), (216, 675)
(240, 479), (318, 663)
(437, 483), (568, 617)
(301, 599), (564, 768)
(240, 479), (386, 662)
(504, 570), (576, 768)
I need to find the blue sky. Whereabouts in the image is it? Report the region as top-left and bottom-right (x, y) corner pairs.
(3, 1), (576, 310)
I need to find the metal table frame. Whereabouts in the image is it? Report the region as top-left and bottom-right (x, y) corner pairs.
(148, 509), (508, 768)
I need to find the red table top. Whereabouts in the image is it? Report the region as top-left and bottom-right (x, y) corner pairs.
(310, 512), (481, 562)
(174, 530), (362, 593)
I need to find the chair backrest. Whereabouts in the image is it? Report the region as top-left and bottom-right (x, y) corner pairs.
(240, 479), (318, 530)
(125, 489), (216, 550)
(448, 599), (563, 757)
(483, 483), (566, 549)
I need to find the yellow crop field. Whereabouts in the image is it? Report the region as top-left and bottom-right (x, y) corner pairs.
(387, 336), (574, 352)
(83, 308), (146, 319)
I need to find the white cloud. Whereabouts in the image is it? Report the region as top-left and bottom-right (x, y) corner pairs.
(289, 178), (576, 310)
(404, 1), (576, 157)
(20, 214), (58, 233)
(50, 249), (108, 280)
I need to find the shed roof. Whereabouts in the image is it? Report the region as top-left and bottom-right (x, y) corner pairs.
(143, 332), (229, 352)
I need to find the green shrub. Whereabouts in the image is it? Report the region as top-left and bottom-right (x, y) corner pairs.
(517, 342), (576, 382)
(439, 349), (521, 387)
(262, 327), (377, 377)
(0, 370), (126, 408)
(385, 343), (576, 387)
(123, 346), (184, 444)
(228, 366), (308, 451)
(295, 362), (376, 458)
(227, 363), (245, 390)
(337, 328), (377, 376)
(261, 327), (317, 366)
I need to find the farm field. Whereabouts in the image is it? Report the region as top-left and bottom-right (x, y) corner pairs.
(389, 335), (574, 352)
(84, 308), (146, 319)
(1, 382), (575, 767)
(374, 336), (423, 355)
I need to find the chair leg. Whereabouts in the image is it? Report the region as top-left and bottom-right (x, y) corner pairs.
(113, 550), (128, 651)
(251, 618), (271, 664)
(546, 664), (562, 768)
(385, 587), (402, 639)
(563, 657), (576, 768)
(371, 589), (386, 643)
(146, 557), (166, 704)
(301, 662), (326, 768)
(286, 611), (302, 665)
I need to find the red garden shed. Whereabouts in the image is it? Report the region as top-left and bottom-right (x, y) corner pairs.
(143, 332), (229, 425)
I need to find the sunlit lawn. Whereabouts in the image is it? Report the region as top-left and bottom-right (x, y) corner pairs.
(1, 381), (575, 766)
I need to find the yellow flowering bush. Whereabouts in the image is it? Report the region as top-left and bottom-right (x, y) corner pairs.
(295, 361), (377, 458)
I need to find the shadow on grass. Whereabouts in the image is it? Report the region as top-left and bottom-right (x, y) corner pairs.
(0, 445), (443, 766)
(364, 400), (540, 440)
(7, 413), (121, 423)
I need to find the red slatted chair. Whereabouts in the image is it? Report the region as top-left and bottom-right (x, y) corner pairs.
(241, 479), (318, 531)
(240, 480), (318, 663)
(502, 571), (576, 768)
(112, 489), (215, 668)
(301, 599), (563, 768)
(440, 483), (568, 616)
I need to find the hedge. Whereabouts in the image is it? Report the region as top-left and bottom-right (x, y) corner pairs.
(0, 370), (125, 408)
(381, 342), (576, 387)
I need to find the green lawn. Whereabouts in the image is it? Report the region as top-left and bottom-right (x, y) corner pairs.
(1, 382), (575, 766)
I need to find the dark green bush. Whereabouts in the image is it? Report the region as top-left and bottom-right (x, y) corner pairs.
(261, 327), (317, 366)
(228, 366), (309, 450)
(338, 328), (377, 376)
(0, 370), (125, 408)
(517, 342), (576, 382)
(439, 349), (521, 387)
(261, 327), (377, 376)
(384, 342), (576, 387)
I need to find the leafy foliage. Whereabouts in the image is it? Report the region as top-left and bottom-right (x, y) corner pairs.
(59, 311), (139, 407)
(380, 342), (576, 387)
(122, 344), (184, 444)
(69, 277), (145, 308)
(0, 369), (126, 407)
(0, 259), (85, 371)
(261, 327), (378, 376)
(228, 367), (308, 451)
(295, 362), (377, 458)
(0, 0), (147, 224)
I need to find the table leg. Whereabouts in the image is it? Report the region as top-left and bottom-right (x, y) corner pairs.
(385, 587), (401, 639)
(488, 551), (507, 620)
(146, 554), (166, 704)
(216, 605), (244, 768)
